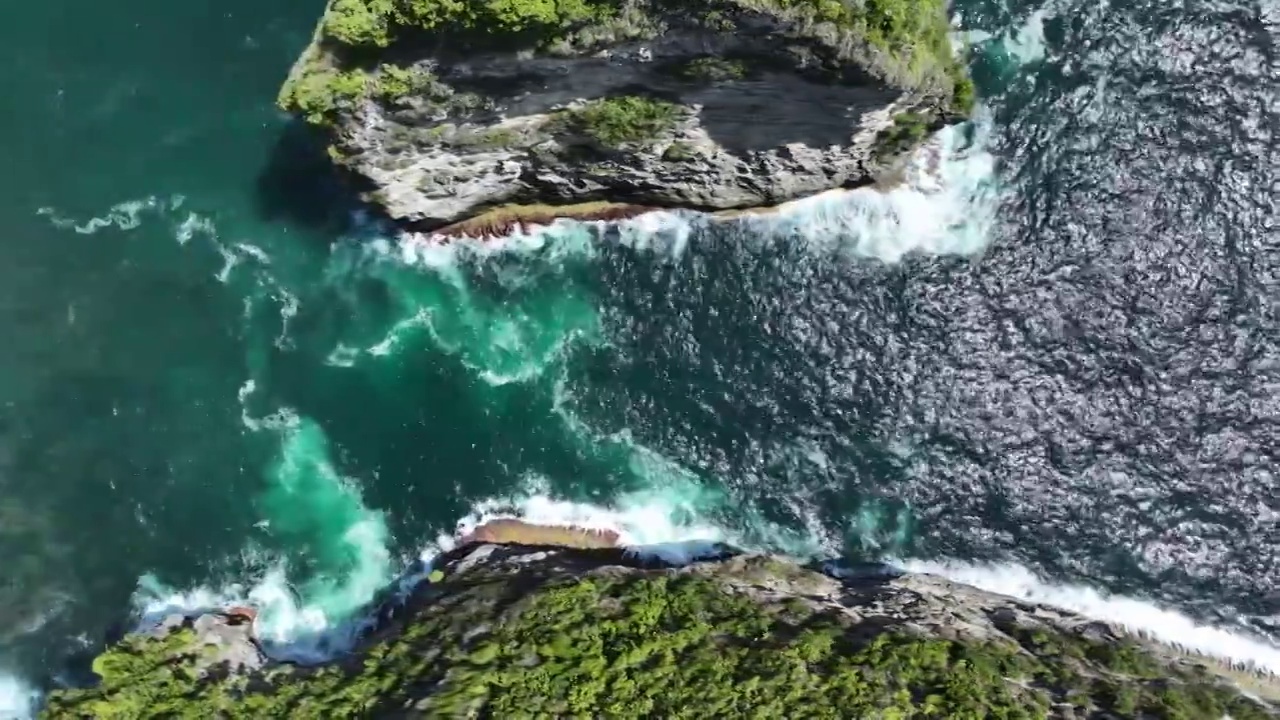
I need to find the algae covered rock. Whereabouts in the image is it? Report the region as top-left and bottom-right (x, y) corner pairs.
(277, 0), (976, 232)
(42, 536), (1280, 718)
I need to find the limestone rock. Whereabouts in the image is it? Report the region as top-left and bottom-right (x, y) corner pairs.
(278, 0), (973, 233)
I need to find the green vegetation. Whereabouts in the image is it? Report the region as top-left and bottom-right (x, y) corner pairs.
(662, 141), (698, 161)
(372, 63), (434, 100)
(448, 126), (519, 149)
(280, 0), (977, 128)
(324, 0), (396, 46)
(947, 59), (976, 114)
(278, 67), (369, 125)
(43, 568), (1276, 719)
(321, 0), (619, 49)
(673, 56), (749, 82)
(312, 0), (959, 71)
(873, 110), (932, 160)
(745, 0), (957, 77)
(569, 95), (681, 147)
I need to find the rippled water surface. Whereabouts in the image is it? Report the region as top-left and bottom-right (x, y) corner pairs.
(1, 0), (1277, 714)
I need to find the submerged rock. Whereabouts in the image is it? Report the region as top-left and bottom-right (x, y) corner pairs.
(277, 0), (974, 233)
(42, 530), (1280, 718)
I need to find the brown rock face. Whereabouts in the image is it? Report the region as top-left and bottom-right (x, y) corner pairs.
(432, 202), (658, 240)
(457, 519), (621, 549)
(220, 606), (258, 624)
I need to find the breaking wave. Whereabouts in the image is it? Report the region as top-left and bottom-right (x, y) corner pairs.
(0, 674), (39, 720)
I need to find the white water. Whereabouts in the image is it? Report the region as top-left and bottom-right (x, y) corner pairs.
(136, 387), (398, 664)
(0, 674), (38, 720)
(401, 107), (1000, 268)
(127, 430), (1280, 679)
(899, 559), (1280, 675)
(441, 486), (1280, 676)
(35, 196), (178, 235)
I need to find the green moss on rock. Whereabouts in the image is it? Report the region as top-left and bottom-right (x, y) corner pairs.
(662, 141), (699, 161)
(673, 56), (750, 82)
(372, 64), (435, 101)
(278, 66), (369, 125)
(570, 95), (681, 147)
(873, 110), (933, 160)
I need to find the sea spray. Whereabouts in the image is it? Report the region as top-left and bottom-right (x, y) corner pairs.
(252, 416), (392, 646)
(897, 558), (1280, 675)
(434, 481), (1280, 680)
(354, 221), (603, 384)
(135, 409), (394, 662)
(0, 673), (39, 720)
(404, 108), (1001, 268)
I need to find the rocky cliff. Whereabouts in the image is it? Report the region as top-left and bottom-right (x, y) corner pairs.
(42, 523), (1280, 718)
(277, 0), (974, 233)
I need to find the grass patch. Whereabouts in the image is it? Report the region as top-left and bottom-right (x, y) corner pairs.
(672, 56), (749, 82)
(372, 63), (436, 100)
(448, 127), (518, 149)
(278, 66), (369, 125)
(569, 95), (681, 147)
(873, 111), (932, 160)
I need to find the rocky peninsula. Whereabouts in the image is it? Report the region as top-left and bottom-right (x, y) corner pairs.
(276, 0), (975, 235)
(42, 521), (1280, 718)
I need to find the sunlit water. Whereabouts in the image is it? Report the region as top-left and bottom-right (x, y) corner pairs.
(2, 0), (1278, 715)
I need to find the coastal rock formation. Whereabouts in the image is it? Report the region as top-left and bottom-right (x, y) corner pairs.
(42, 522), (1280, 718)
(277, 0), (974, 233)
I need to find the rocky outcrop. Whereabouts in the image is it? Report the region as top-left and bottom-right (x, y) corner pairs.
(278, 0), (973, 233)
(42, 522), (1280, 718)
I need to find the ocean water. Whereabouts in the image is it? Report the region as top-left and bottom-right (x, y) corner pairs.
(2, 0), (1278, 715)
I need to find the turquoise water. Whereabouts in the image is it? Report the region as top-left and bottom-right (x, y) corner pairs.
(5, 0), (1280, 715)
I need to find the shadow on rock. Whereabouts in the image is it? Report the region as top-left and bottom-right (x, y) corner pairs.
(252, 120), (358, 232)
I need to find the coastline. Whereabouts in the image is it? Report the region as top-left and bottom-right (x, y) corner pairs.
(422, 190), (867, 241)
(41, 520), (1280, 717)
(427, 201), (661, 240)
(416, 138), (938, 242)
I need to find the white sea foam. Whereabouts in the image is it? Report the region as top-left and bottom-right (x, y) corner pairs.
(452, 487), (1280, 674)
(174, 211), (217, 245)
(36, 196), (171, 234)
(0, 673), (39, 720)
(134, 389), (396, 664)
(399, 110), (1000, 267)
(125, 482), (728, 663)
(956, 2), (1055, 65)
(898, 558), (1280, 674)
(125, 454), (1280, 690)
(442, 479), (731, 565)
(94, 1), (1280, 704)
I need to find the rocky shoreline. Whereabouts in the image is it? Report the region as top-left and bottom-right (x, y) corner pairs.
(41, 521), (1280, 718)
(427, 200), (659, 239)
(277, 0), (973, 235)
